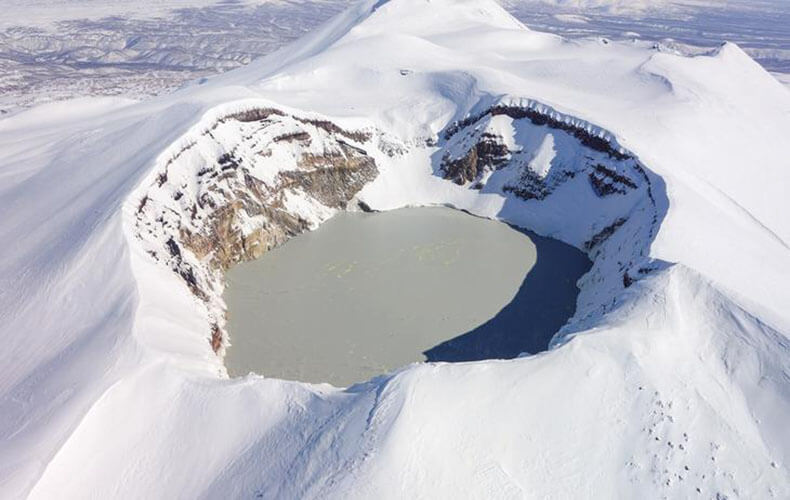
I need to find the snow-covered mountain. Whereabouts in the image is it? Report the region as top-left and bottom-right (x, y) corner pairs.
(1, 0), (789, 497)
(3, 0), (789, 114)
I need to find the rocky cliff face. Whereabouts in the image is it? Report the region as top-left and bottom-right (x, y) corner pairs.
(440, 103), (641, 202)
(133, 106), (388, 352)
(133, 98), (664, 358)
(441, 132), (510, 186)
(436, 99), (665, 335)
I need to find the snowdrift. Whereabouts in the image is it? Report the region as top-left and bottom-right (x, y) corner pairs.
(1, 0), (788, 497)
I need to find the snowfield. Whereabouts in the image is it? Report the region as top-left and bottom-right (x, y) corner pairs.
(2, 0), (789, 113)
(503, 0), (790, 73)
(1, 0), (789, 498)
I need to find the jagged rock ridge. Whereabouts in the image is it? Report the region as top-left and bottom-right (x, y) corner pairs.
(440, 103), (643, 203)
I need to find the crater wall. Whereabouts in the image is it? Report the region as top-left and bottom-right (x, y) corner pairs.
(130, 97), (667, 359)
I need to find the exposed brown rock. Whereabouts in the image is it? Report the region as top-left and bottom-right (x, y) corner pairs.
(442, 147), (479, 185)
(226, 108), (285, 123)
(280, 165), (377, 209)
(134, 106), (383, 354)
(273, 131), (312, 144)
(297, 118), (371, 143)
(444, 104), (630, 161)
(441, 133), (509, 185)
(210, 324), (222, 352)
(180, 201), (309, 272)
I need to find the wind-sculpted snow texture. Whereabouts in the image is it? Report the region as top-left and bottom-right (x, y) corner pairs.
(1, 0), (789, 498)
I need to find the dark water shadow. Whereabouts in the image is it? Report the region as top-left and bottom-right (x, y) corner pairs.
(423, 228), (592, 362)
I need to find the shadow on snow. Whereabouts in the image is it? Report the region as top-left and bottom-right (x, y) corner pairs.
(423, 227), (592, 362)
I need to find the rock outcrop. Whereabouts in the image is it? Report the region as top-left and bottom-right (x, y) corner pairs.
(133, 106), (385, 352)
(440, 102), (642, 202)
(441, 132), (510, 186)
(437, 100), (665, 333)
(133, 98), (664, 357)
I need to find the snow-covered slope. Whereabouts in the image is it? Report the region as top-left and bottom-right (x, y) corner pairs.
(0, 0), (348, 113)
(1, 0), (789, 497)
(3, 0), (788, 115)
(502, 0), (790, 75)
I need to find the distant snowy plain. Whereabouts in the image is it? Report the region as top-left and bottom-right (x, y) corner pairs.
(1, 0), (788, 113)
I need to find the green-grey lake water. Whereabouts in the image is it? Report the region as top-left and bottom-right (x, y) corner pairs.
(224, 207), (589, 386)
